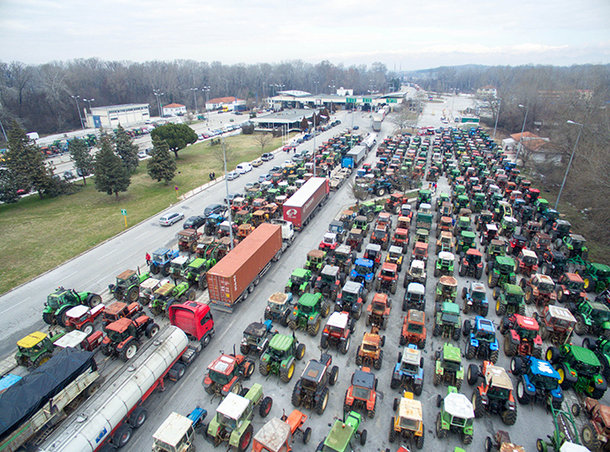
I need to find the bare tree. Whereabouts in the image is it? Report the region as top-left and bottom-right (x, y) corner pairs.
(351, 182), (369, 201)
(255, 133), (272, 153)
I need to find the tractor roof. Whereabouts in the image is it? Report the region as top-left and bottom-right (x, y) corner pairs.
(342, 281), (362, 294)
(513, 314), (538, 331)
(496, 255), (515, 266)
(486, 224), (498, 232)
(394, 228), (408, 236)
(563, 273), (584, 283)
(354, 258), (374, 268)
(66, 305), (91, 318)
(268, 292), (290, 305)
(401, 346), (422, 365)
(466, 248), (482, 257)
(116, 269), (136, 280)
(475, 317), (495, 333)
(217, 392), (249, 421)
(388, 245), (403, 255)
(556, 219), (571, 226)
(253, 417), (291, 452)
(335, 244), (352, 255)
(414, 241), (428, 250)
(349, 228), (363, 235)
(325, 418), (357, 451)
(292, 268), (310, 278)
(503, 216), (518, 225)
(155, 282), (176, 296)
(440, 231), (453, 239)
(327, 311), (349, 330)
(105, 317), (133, 333)
(547, 305), (576, 323)
(591, 262), (610, 272)
(444, 392), (474, 420)
(308, 249), (326, 259)
(104, 301), (127, 315)
(208, 354), (238, 376)
(438, 251), (455, 261)
(461, 231), (476, 238)
(17, 331), (47, 348)
(442, 343), (461, 362)
(323, 232), (337, 241)
(140, 278), (161, 290)
(381, 262), (398, 272)
(298, 293), (321, 307)
(187, 258), (206, 269)
(442, 302), (460, 315)
(529, 357), (561, 379)
(321, 265), (340, 277)
(505, 284), (524, 296)
(407, 282), (426, 295)
(408, 309), (425, 324)
(365, 243), (381, 252)
(153, 247), (170, 256)
(439, 276), (458, 287)
(484, 364), (513, 390)
(301, 359), (327, 384)
(558, 443), (593, 452)
(269, 333), (294, 352)
(244, 322), (268, 338)
(570, 345), (601, 367)
(399, 397), (423, 422)
(410, 260), (425, 270)
(362, 332), (381, 346)
(354, 215), (367, 222)
(458, 216), (470, 222)
(589, 301), (610, 313)
(534, 274), (554, 285)
(171, 255), (190, 266)
(569, 233), (586, 242)
(353, 368), (376, 390)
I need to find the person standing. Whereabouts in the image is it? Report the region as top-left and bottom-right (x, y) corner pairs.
(145, 252), (151, 266)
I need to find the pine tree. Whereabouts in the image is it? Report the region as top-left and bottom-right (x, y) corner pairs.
(150, 123), (197, 158)
(0, 168), (19, 203)
(147, 138), (177, 184)
(94, 133), (131, 199)
(5, 121), (51, 198)
(114, 125), (139, 173)
(68, 138), (94, 185)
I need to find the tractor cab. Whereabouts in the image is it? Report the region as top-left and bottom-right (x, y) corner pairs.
(436, 276), (458, 303)
(412, 242), (429, 263)
(364, 243), (382, 269)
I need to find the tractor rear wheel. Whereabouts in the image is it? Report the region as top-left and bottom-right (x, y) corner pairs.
(185, 289), (196, 301)
(281, 362), (295, 382)
(315, 387), (329, 414)
(237, 425), (253, 452)
(501, 408), (517, 425)
(87, 293), (102, 307)
(34, 352), (52, 367)
(259, 396), (273, 417)
(291, 385), (301, 407)
(472, 391), (483, 417)
(436, 413), (447, 439)
(121, 342), (138, 361)
(329, 365), (339, 385)
(55, 305), (72, 327)
(126, 286), (139, 303)
(582, 423), (601, 451)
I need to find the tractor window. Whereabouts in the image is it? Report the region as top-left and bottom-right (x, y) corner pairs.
(441, 312), (459, 325)
(531, 374), (558, 391)
(218, 414), (237, 430)
(407, 323), (423, 334)
(300, 304), (313, 314)
(363, 343), (377, 353)
(381, 269), (395, 278)
(353, 386), (371, 400)
(488, 386), (509, 399)
(475, 329), (494, 341)
(451, 416), (467, 427)
(208, 371), (231, 386)
(399, 417), (419, 431)
(539, 282), (554, 293)
(106, 330), (124, 343)
(519, 328), (536, 341)
(355, 264), (370, 274)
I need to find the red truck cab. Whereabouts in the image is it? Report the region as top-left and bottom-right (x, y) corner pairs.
(168, 301), (215, 347)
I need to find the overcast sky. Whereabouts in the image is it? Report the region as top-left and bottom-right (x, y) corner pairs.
(1, 0), (608, 70)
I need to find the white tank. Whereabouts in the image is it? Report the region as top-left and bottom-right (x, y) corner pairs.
(40, 326), (188, 452)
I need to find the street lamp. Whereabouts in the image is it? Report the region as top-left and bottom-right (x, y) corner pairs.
(70, 95), (85, 129)
(153, 90), (164, 117)
(0, 117), (8, 142)
(221, 135), (234, 249)
(515, 103), (529, 164)
(202, 86), (211, 114)
(492, 98), (502, 140)
(189, 88), (199, 114)
(82, 98), (95, 128)
(555, 120), (583, 210)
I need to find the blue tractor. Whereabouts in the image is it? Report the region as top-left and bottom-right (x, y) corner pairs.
(350, 258), (375, 290)
(204, 213), (226, 236)
(390, 344), (424, 395)
(462, 316), (499, 363)
(509, 355), (563, 409)
(150, 247), (180, 277)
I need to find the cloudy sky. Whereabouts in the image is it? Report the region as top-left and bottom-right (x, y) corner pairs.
(0, 0), (608, 69)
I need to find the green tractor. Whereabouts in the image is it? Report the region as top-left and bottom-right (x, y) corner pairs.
(571, 299), (610, 337)
(455, 231), (476, 256)
(487, 255), (516, 288)
(453, 216), (472, 236)
(493, 283), (526, 316)
(535, 404), (583, 452)
(358, 200), (383, 222)
(287, 293), (331, 336)
(150, 282), (196, 315)
(435, 386), (474, 445)
(182, 257), (215, 290)
(168, 255), (193, 281)
(15, 331), (65, 368)
(434, 343), (464, 389)
(547, 343), (607, 399)
(206, 384), (273, 451)
(433, 302), (462, 340)
(42, 286), (102, 326)
(285, 268), (313, 297)
(259, 333), (306, 382)
(109, 269), (150, 303)
(580, 262), (610, 293)
(416, 189), (432, 209)
(316, 411), (367, 452)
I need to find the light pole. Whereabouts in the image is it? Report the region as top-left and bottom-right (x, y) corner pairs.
(312, 110), (317, 177)
(71, 95), (85, 129)
(221, 135), (234, 249)
(515, 103), (529, 164)
(492, 98), (502, 140)
(555, 120), (583, 210)
(0, 117), (8, 142)
(189, 88), (199, 114)
(202, 86), (210, 116)
(153, 90), (164, 117)
(82, 98), (94, 128)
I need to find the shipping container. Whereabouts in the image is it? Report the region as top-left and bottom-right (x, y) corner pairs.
(207, 223), (282, 311)
(282, 177), (329, 230)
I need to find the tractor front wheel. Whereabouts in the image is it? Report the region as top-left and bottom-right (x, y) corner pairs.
(33, 352), (52, 367)
(42, 311), (54, 325)
(582, 423), (601, 451)
(121, 342), (138, 361)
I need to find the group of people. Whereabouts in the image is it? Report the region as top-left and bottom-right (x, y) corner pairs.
(428, 182), (437, 193)
(208, 172), (216, 181)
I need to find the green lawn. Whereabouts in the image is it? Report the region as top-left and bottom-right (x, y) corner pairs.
(0, 133), (290, 295)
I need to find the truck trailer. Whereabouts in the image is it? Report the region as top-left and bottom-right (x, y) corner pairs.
(40, 325), (202, 452)
(282, 177), (329, 230)
(342, 145), (366, 169)
(207, 223), (283, 312)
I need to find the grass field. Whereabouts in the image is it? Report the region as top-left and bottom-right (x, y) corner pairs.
(0, 133), (290, 295)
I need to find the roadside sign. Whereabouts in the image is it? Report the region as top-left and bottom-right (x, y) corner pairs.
(346, 97), (357, 103)
(387, 98), (397, 103)
(121, 209), (127, 216)
(363, 98), (372, 103)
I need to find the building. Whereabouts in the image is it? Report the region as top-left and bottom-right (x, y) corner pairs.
(336, 87), (353, 96)
(205, 96), (246, 112)
(85, 104), (150, 129)
(477, 86), (497, 98)
(162, 103), (187, 117)
(267, 89), (408, 111)
(251, 109), (317, 132)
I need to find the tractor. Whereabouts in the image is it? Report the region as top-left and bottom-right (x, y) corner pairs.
(463, 316), (499, 362)
(344, 367), (378, 418)
(456, 231), (476, 256)
(391, 344), (425, 395)
(330, 245), (355, 274)
(434, 251), (455, 277)
(305, 249), (327, 275)
(101, 315), (160, 361)
(42, 286), (102, 327)
(521, 273), (557, 308)
(435, 276), (458, 303)
(458, 248), (484, 279)
(389, 394), (425, 449)
(510, 354), (563, 409)
(319, 233), (340, 253)
(320, 311), (354, 354)
(556, 273), (587, 305)
(252, 410), (312, 451)
(404, 259), (427, 288)
(203, 352), (255, 397)
(176, 228), (201, 253)
(350, 258), (375, 290)
(108, 270), (149, 303)
(285, 268), (313, 297)
(580, 262), (610, 293)
(516, 249), (539, 276)
(259, 333), (306, 382)
(540, 250), (568, 278)
(536, 305), (577, 346)
(435, 387), (474, 445)
(264, 292), (294, 327)
(392, 228), (409, 254)
(287, 293), (330, 336)
(150, 247), (180, 276)
(385, 246), (404, 272)
(346, 228), (364, 252)
(485, 238), (507, 264)
(467, 361), (517, 425)
(316, 411), (367, 452)
(240, 320), (276, 356)
(462, 281), (489, 316)
(433, 343), (464, 389)
(571, 299), (610, 337)
(403, 282), (426, 311)
(547, 344), (608, 399)
(183, 257), (214, 290)
(572, 397), (610, 451)
(487, 255), (517, 288)
(150, 282), (195, 315)
(493, 283), (526, 316)
(366, 292), (391, 329)
(433, 301), (461, 340)
(168, 255), (193, 281)
(356, 328), (385, 370)
(500, 313), (543, 358)
(535, 405), (585, 452)
(15, 331), (64, 368)
(291, 353), (338, 415)
(375, 262), (398, 294)
(400, 309), (426, 348)
(335, 281), (366, 320)
(363, 243), (382, 270)
(314, 265), (344, 301)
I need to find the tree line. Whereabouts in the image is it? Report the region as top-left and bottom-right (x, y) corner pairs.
(0, 59), (396, 137)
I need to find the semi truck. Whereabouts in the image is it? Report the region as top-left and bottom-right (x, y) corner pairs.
(282, 177), (329, 230)
(342, 145), (366, 169)
(40, 303), (214, 452)
(207, 223), (283, 312)
(372, 114), (383, 132)
(362, 133), (377, 151)
(271, 218), (295, 251)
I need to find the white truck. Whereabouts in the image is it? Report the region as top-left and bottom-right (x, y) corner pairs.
(271, 218), (295, 250)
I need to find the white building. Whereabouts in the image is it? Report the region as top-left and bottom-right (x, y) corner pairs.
(205, 96), (246, 111)
(336, 87), (354, 96)
(477, 86), (497, 98)
(85, 104), (150, 129)
(162, 103), (187, 117)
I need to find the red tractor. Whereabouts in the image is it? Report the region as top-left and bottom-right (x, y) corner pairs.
(319, 233), (340, 253)
(400, 309), (426, 348)
(102, 301), (142, 326)
(520, 273), (556, 308)
(467, 361), (517, 426)
(344, 367), (378, 418)
(375, 262), (398, 295)
(367, 292), (392, 330)
(458, 248), (484, 279)
(392, 228), (409, 253)
(516, 249), (538, 276)
(370, 225), (390, 251)
(320, 311), (355, 355)
(555, 272), (587, 305)
(101, 315), (160, 361)
(203, 352), (255, 396)
(499, 314), (542, 359)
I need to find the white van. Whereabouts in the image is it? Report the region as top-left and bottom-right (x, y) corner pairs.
(236, 162), (252, 174)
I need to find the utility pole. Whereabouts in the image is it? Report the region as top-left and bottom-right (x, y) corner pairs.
(153, 90), (164, 117)
(189, 88), (199, 114)
(71, 95), (85, 129)
(555, 120), (583, 210)
(222, 135), (234, 249)
(515, 104), (529, 164)
(312, 110), (317, 177)
(492, 98), (502, 140)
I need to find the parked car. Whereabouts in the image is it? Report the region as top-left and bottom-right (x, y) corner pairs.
(252, 159), (263, 167)
(224, 192), (243, 204)
(137, 151), (148, 159)
(183, 215), (206, 230)
(261, 153), (274, 161)
(159, 211), (184, 226)
(258, 173), (272, 183)
(226, 170), (240, 180)
(204, 203), (227, 217)
(236, 162), (253, 174)
(63, 170), (75, 180)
